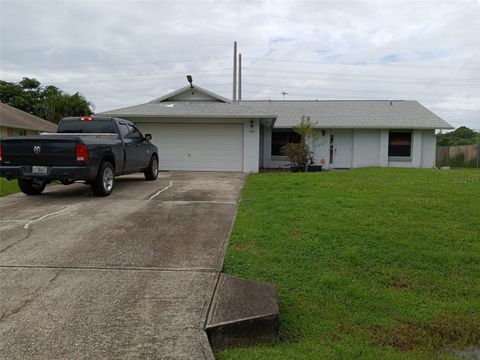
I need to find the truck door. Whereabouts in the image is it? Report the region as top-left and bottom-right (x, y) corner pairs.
(118, 122), (137, 170)
(126, 124), (149, 170)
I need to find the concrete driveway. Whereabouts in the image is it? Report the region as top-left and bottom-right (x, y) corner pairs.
(0, 171), (245, 359)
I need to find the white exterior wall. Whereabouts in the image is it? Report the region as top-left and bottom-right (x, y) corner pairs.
(167, 89), (221, 101)
(243, 118), (260, 172)
(262, 127), (437, 170)
(379, 130), (389, 167)
(352, 130), (381, 167)
(421, 129), (436, 167)
(312, 131), (331, 169)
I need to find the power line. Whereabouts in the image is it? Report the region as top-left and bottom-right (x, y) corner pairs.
(242, 67), (480, 84)
(249, 58), (480, 71)
(3, 56), (480, 71)
(240, 81), (480, 99)
(9, 68), (477, 88)
(0, 58), (232, 70)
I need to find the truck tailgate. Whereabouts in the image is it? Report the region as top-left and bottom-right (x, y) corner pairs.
(1, 136), (78, 166)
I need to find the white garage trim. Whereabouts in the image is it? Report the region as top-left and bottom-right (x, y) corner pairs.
(137, 122), (244, 172)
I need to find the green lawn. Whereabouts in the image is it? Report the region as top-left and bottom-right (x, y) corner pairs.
(220, 168), (480, 359)
(0, 177), (19, 196)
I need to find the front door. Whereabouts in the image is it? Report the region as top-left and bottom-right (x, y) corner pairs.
(333, 131), (353, 168)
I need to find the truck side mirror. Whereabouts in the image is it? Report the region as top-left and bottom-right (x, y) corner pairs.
(144, 134), (152, 141)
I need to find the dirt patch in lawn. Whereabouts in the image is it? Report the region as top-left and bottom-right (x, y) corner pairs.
(369, 313), (480, 351)
(386, 272), (415, 290)
(232, 243), (252, 252)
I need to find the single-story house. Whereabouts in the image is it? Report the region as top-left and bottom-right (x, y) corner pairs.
(0, 103), (58, 136)
(100, 84), (453, 172)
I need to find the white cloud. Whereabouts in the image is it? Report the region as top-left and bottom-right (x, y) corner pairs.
(1, 0), (479, 128)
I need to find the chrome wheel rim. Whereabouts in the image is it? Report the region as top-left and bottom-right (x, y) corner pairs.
(103, 167), (114, 191)
(152, 159), (158, 176)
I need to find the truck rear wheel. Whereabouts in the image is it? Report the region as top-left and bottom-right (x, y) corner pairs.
(144, 155), (158, 181)
(91, 161), (115, 196)
(18, 178), (46, 195)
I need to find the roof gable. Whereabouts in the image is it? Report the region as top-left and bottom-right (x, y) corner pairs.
(150, 85), (231, 103)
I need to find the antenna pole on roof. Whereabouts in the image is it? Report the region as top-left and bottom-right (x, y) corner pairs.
(281, 91), (288, 101)
(233, 41), (237, 102)
(238, 53), (242, 101)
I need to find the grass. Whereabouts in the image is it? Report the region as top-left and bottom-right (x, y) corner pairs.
(219, 168), (480, 359)
(0, 177), (19, 196)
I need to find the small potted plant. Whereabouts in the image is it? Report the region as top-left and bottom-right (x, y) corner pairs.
(281, 116), (322, 172)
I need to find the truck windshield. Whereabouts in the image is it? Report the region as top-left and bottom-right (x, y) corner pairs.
(58, 119), (115, 133)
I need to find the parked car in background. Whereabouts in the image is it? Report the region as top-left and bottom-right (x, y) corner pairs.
(0, 116), (159, 196)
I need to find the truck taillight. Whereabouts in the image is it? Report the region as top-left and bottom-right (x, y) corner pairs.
(75, 143), (89, 162)
(80, 116), (94, 121)
(0, 144), (2, 161)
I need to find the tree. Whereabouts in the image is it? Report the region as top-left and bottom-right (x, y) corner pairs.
(0, 80), (23, 102)
(44, 92), (92, 123)
(437, 126), (480, 146)
(281, 115), (320, 167)
(0, 78), (92, 123)
(0, 80), (37, 113)
(19, 77), (41, 91)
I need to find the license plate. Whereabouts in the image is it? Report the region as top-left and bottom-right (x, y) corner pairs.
(32, 166), (48, 174)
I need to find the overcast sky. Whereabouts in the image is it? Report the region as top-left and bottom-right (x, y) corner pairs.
(1, 0), (479, 129)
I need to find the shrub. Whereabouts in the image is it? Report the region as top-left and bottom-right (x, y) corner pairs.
(466, 157), (478, 168)
(281, 143), (311, 166)
(280, 116), (319, 167)
(448, 152), (465, 167)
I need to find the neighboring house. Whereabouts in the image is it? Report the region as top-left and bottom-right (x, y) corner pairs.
(100, 84), (453, 173)
(0, 103), (57, 136)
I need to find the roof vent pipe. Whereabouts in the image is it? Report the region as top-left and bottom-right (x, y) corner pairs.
(233, 41), (237, 102)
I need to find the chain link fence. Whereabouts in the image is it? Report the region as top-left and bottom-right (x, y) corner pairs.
(436, 145), (480, 168)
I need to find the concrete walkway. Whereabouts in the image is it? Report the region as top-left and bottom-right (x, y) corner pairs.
(0, 171), (245, 359)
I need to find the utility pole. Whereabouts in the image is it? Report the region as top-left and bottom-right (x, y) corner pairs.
(238, 53), (242, 101)
(232, 41), (237, 102)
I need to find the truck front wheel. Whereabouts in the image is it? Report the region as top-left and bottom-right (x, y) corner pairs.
(18, 178), (46, 195)
(144, 155), (158, 181)
(91, 161), (115, 196)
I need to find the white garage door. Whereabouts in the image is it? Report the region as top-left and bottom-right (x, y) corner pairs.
(138, 123), (244, 171)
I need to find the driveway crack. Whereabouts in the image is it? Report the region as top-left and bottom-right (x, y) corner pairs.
(0, 271), (60, 323)
(0, 228), (32, 254)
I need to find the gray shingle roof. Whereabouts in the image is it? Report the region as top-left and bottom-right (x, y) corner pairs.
(241, 100), (453, 129)
(100, 83), (452, 129)
(100, 101), (276, 119)
(0, 103), (57, 132)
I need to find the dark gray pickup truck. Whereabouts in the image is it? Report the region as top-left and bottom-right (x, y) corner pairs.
(0, 116), (159, 196)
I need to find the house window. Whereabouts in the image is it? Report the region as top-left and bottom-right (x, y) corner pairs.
(388, 131), (412, 157)
(271, 130), (301, 156)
